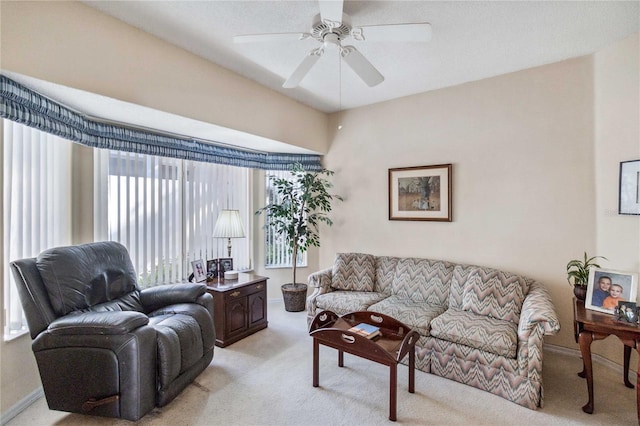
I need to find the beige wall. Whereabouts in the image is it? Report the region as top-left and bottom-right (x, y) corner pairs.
(0, 1), (329, 154)
(592, 33), (640, 361)
(321, 33), (639, 356)
(1, 0), (638, 419)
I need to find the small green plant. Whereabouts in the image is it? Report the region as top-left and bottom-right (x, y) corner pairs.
(256, 163), (342, 285)
(566, 252), (607, 287)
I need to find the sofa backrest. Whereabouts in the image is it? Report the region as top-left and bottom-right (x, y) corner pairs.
(374, 256), (400, 295)
(391, 257), (454, 306)
(36, 241), (140, 317)
(449, 264), (531, 323)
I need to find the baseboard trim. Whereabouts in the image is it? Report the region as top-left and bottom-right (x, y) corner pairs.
(0, 387), (44, 426)
(545, 343), (637, 378)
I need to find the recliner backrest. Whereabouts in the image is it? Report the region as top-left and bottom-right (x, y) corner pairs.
(36, 241), (140, 316)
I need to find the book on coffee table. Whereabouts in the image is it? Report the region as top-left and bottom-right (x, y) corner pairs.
(348, 323), (381, 339)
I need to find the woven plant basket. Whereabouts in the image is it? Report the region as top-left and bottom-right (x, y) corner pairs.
(281, 283), (308, 312)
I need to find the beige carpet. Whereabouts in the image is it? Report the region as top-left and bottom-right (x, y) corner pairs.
(7, 301), (638, 425)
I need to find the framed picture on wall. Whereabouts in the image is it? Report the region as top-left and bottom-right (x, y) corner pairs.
(388, 164), (452, 221)
(585, 268), (638, 314)
(619, 159), (640, 215)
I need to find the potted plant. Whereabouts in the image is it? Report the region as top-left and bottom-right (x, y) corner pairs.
(567, 252), (607, 300)
(256, 163), (343, 312)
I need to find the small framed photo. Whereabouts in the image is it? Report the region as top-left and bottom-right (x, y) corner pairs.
(619, 160), (640, 215)
(191, 259), (207, 282)
(218, 258), (233, 273)
(206, 259), (219, 279)
(389, 164), (452, 222)
(586, 268), (639, 314)
(614, 301), (639, 324)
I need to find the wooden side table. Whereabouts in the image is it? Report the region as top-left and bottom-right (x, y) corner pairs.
(573, 298), (640, 422)
(206, 273), (268, 347)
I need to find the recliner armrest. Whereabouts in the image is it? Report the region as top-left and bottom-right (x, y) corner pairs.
(139, 283), (207, 312)
(48, 311), (149, 335)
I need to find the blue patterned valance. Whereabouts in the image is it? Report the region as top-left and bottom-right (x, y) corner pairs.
(0, 75), (322, 171)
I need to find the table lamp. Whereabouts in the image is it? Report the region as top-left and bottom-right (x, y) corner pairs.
(213, 209), (245, 258)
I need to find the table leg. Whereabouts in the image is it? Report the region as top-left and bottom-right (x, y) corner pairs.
(636, 348), (640, 424)
(408, 347), (415, 394)
(313, 338), (319, 387)
(389, 364), (397, 421)
(624, 345), (634, 388)
(338, 350), (344, 367)
(578, 331), (595, 414)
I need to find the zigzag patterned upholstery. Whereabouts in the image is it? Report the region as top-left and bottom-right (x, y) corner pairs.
(306, 253), (560, 410)
(331, 253), (376, 291)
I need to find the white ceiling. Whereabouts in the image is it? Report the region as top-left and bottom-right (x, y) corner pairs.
(83, 0), (640, 114)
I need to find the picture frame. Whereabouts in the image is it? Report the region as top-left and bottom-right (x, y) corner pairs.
(619, 160), (640, 215)
(191, 259), (207, 283)
(206, 259), (219, 279)
(388, 164), (452, 222)
(614, 301), (639, 324)
(218, 258), (233, 274)
(585, 268), (639, 314)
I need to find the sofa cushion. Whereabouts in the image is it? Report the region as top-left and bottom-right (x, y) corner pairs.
(461, 269), (529, 323)
(315, 291), (388, 316)
(375, 256), (400, 295)
(368, 295), (446, 336)
(430, 309), (518, 358)
(331, 253), (376, 292)
(391, 258), (453, 306)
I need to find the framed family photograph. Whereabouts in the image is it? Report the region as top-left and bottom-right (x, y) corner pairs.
(218, 258), (233, 274)
(206, 259), (219, 279)
(388, 164), (452, 222)
(619, 159), (640, 215)
(191, 259), (207, 282)
(585, 268), (639, 314)
(615, 301), (639, 324)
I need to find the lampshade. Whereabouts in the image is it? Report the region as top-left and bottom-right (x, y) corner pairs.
(213, 210), (245, 238)
(213, 210), (245, 259)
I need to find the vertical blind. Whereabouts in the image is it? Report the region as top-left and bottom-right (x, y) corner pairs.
(264, 170), (307, 268)
(94, 149), (251, 286)
(3, 119), (72, 338)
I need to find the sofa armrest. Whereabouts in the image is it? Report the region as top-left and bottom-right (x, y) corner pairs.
(308, 267), (333, 290)
(140, 283), (207, 312)
(306, 267), (334, 325)
(518, 281), (561, 340)
(48, 311), (149, 335)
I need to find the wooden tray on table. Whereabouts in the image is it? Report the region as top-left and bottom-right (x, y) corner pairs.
(309, 310), (419, 421)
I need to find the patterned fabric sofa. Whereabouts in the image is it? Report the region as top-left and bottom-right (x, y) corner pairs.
(306, 253), (560, 410)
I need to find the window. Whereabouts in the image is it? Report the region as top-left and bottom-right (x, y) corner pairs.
(3, 119), (73, 339)
(264, 170), (307, 268)
(95, 150), (251, 286)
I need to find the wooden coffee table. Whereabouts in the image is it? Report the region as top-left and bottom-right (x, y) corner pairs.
(309, 310), (419, 421)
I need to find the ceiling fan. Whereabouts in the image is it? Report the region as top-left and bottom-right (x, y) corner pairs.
(234, 0), (432, 88)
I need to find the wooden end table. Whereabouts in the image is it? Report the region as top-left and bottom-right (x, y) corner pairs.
(206, 273), (268, 347)
(309, 310), (419, 421)
(573, 298), (640, 422)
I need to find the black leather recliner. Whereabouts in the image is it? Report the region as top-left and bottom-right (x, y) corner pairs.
(10, 241), (215, 421)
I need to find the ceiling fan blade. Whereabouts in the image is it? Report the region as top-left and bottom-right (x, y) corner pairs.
(318, 0), (344, 26)
(352, 23), (432, 42)
(341, 45), (384, 87)
(234, 33), (311, 44)
(283, 49), (324, 88)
